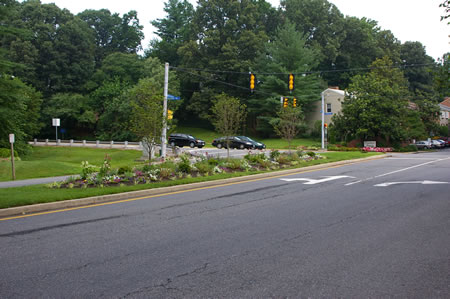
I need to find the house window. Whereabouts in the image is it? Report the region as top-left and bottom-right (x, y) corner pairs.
(326, 103), (332, 113)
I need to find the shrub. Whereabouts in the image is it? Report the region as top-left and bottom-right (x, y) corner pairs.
(269, 150), (281, 160)
(244, 153), (267, 164)
(80, 161), (97, 180)
(118, 166), (133, 175)
(194, 160), (214, 174)
(0, 148), (19, 159)
(394, 145), (418, 152)
(306, 152), (316, 157)
(177, 154), (192, 173)
(207, 158), (219, 166)
(159, 168), (172, 179)
(98, 154), (112, 178)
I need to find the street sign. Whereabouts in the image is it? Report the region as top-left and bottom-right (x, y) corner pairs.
(9, 134), (14, 143)
(167, 94), (181, 100)
(52, 118), (60, 126)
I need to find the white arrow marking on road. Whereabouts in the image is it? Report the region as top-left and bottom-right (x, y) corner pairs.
(280, 175), (354, 185)
(374, 180), (450, 187)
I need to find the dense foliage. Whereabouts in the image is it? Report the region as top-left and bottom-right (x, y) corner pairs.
(0, 0), (448, 152)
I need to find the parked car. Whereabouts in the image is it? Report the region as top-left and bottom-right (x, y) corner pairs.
(438, 137), (450, 147)
(168, 133), (205, 148)
(436, 139), (449, 147)
(236, 136), (266, 150)
(212, 136), (254, 149)
(431, 140), (444, 149)
(414, 140), (432, 150)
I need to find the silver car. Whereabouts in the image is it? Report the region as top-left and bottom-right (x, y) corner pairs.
(414, 141), (432, 149)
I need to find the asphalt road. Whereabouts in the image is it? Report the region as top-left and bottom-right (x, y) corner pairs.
(1, 150), (449, 298)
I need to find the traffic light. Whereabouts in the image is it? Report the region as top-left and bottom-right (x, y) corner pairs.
(283, 97), (288, 108)
(288, 73), (295, 92)
(167, 109), (173, 120)
(293, 97), (297, 107)
(324, 123), (328, 129)
(249, 73), (256, 92)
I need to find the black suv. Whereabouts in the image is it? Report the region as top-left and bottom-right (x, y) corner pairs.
(168, 134), (205, 148)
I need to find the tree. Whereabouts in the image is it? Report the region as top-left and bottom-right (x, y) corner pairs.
(440, 0), (449, 23)
(331, 57), (410, 145)
(280, 0), (345, 65)
(41, 93), (96, 139)
(210, 93), (247, 158)
(250, 21), (323, 136)
(0, 75), (43, 154)
(78, 9), (144, 67)
(5, 1), (95, 97)
(147, 0), (195, 65)
(129, 78), (165, 163)
(270, 106), (305, 151)
(434, 53), (450, 100)
(328, 17), (400, 88)
(178, 0), (275, 121)
(90, 52), (145, 87)
(400, 41), (436, 97)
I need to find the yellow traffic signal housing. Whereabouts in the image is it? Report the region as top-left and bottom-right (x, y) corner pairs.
(249, 73), (256, 91)
(288, 73), (295, 91)
(168, 109), (173, 120)
(293, 97), (297, 107)
(283, 97), (288, 108)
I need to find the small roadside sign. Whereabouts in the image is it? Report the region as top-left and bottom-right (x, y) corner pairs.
(167, 94), (181, 100)
(9, 134), (14, 143)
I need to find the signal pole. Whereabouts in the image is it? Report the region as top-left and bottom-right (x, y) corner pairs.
(161, 62), (169, 159)
(321, 91), (325, 149)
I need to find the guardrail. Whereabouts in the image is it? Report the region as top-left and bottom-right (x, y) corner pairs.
(31, 139), (143, 149)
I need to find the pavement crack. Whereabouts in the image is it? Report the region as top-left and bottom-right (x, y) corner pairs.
(121, 263), (209, 298)
(0, 215), (123, 238)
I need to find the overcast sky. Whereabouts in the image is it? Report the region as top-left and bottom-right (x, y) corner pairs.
(39, 0), (449, 61)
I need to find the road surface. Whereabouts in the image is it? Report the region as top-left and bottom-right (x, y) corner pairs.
(1, 150), (449, 297)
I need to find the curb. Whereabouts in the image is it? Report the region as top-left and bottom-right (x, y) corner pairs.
(0, 154), (388, 218)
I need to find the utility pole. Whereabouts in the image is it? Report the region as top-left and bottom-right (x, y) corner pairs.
(321, 91), (325, 149)
(161, 62), (169, 159)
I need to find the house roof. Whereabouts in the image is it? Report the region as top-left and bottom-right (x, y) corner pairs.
(323, 88), (346, 96)
(440, 97), (450, 108)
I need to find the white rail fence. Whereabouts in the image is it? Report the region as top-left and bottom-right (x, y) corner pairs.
(31, 139), (143, 149)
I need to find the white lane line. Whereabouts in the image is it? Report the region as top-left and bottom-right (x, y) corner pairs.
(345, 157), (450, 186)
(374, 181), (450, 187)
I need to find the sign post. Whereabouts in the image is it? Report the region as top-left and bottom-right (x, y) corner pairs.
(52, 118), (60, 142)
(9, 134), (15, 180)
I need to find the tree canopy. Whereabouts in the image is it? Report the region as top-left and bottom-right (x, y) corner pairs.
(0, 0), (447, 150)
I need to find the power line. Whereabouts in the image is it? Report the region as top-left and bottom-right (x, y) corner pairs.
(170, 62), (436, 76)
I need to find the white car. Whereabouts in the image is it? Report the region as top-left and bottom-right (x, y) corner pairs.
(431, 140), (444, 149)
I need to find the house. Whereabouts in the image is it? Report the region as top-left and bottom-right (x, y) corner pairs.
(305, 87), (346, 129)
(439, 97), (450, 127)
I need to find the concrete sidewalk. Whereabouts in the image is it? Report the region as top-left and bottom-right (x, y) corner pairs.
(0, 175), (79, 188)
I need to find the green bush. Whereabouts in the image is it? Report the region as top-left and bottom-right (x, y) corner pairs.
(270, 149), (281, 160)
(118, 165), (133, 175)
(0, 148), (19, 158)
(194, 160), (214, 174)
(394, 145), (418, 152)
(207, 158), (219, 166)
(177, 154), (192, 173)
(306, 151), (316, 157)
(80, 161), (97, 180)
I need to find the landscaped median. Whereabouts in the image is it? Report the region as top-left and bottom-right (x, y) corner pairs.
(0, 151), (386, 218)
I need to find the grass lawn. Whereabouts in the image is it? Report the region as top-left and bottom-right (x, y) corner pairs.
(0, 151), (382, 209)
(174, 126), (321, 149)
(0, 146), (143, 182)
